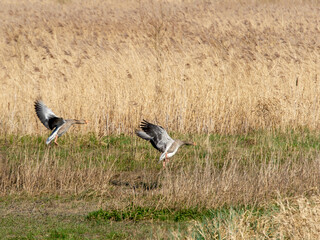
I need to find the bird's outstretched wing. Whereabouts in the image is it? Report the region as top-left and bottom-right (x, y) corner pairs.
(34, 100), (65, 130)
(136, 119), (174, 152)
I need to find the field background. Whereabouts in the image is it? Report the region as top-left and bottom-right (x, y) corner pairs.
(1, 0), (320, 239)
(1, 0), (320, 135)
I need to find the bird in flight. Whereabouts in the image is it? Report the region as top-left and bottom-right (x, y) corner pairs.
(136, 119), (196, 168)
(34, 100), (88, 145)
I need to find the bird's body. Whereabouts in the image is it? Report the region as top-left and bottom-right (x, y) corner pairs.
(34, 100), (87, 145)
(136, 120), (196, 168)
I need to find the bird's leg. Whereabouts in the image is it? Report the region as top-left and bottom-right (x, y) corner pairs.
(165, 152), (170, 164)
(54, 136), (59, 145)
(162, 152), (168, 169)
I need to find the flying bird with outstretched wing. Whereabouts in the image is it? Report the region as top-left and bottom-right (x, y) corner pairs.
(135, 119), (196, 168)
(34, 100), (88, 145)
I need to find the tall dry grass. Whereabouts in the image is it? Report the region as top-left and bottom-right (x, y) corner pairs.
(0, 0), (319, 135)
(167, 196), (320, 239)
(0, 147), (112, 196)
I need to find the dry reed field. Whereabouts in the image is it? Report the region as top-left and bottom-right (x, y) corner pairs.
(0, 0), (320, 134)
(1, 0), (320, 238)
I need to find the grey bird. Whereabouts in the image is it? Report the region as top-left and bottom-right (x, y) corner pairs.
(135, 120), (196, 168)
(34, 100), (88, 145)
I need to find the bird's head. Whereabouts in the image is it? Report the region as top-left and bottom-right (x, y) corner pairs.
(74, 119), (88, 124)
(183, 141), (196, 146)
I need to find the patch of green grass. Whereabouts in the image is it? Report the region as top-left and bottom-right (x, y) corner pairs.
(2, 129), (320, 169)
(87, 205), (212, 222)
(100, 134), (133, 149)
(0, 203), (281, 239)
(86, 203), (280, 223)
(0, 213), (182, 239)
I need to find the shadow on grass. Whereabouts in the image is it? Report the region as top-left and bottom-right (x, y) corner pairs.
(109, 171), (161, 191)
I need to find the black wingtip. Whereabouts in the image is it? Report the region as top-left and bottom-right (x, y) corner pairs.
(34, 98), (43, 104)
(34, 99), (43, 111)
(34, 100), (39, 110)
(34, 99), (43, 109)
(140, 119), (151, 129)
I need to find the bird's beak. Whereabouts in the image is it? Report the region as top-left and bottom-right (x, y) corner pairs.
(193, 142), (197, 146)
(85, 120), (89, 124)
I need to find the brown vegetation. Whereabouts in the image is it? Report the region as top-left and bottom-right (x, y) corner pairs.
(173, 196), (320, 239)
(0, 0), (319, 135)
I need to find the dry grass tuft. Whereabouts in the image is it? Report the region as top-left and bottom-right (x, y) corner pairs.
(166, 196), (320, 239)
(158, 156), (320, 208)
(0, 147), (114, 196)
(275, 196), (320, 239)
